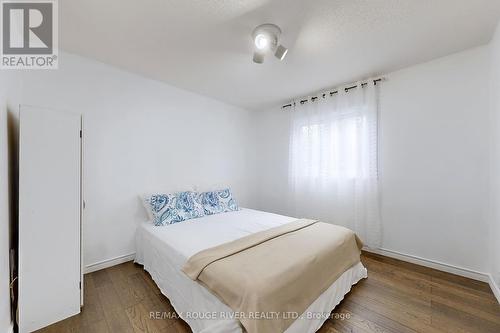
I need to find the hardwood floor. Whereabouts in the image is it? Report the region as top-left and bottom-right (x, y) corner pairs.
(36, 251), (500, 333)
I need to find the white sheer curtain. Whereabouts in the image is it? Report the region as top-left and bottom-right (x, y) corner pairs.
(288, 81), (381, 248)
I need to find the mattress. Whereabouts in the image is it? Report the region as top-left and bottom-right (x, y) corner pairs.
(135, 208), (367, 333)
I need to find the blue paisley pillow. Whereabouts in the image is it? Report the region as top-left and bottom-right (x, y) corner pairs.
(145, 191), (205, 226)
(199, 188), (240, 215)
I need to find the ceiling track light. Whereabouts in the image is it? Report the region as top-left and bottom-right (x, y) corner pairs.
(274, 45), (288, 61)
(251, 23), (288, 64)
(253, 52), (265, 64)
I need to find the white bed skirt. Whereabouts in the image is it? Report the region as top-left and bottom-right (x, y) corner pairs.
(136, 222), (367, 333)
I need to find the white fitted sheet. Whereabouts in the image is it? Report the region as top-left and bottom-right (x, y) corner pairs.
(135, 208), (367, 333)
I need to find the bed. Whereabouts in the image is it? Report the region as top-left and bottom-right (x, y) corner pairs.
(135, 208), (367, 333)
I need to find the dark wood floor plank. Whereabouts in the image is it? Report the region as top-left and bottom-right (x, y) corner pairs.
(430, 285), (500, 324)
(341, 299), (418, 333)
(362, 251), (492, 294)
(147, 293), (176, 327)
(126, 301), (163, 333)
(128, 273), (154, 300)
(429, 275), (498, 302)
(81, 275), (105, 327)
(432, 278), (498, 303)
(36, 253), (500, 333)
(81, 320), (109, 333)
(335, 308), (399, 333)
(350, 282), (432, 325)
(96, 284), (124, 315)
(317, 321), (343, 333)
(83, 273), (96, 292)
(113, 275), (145, 309)
(348, 290), (442, 332)
(92, 269), (113, 288)
(363, 270), (431, 298)
(431, 300), (500, 333)
(96, 280), (134, 333)
(361, 276), (431, 308)
(170, 319), (191, 333)
(80, 296), (105, 328)
(102, 307), (134, 333)
(362, 256), (432, 290)
(330, 317), (372, 333)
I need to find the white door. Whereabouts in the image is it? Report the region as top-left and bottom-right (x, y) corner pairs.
(19, 106), (81, 332)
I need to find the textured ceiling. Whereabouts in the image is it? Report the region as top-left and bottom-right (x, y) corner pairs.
(60, 0), (500, 110)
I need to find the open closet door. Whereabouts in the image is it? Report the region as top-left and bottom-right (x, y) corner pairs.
(18, 106), (82, 332)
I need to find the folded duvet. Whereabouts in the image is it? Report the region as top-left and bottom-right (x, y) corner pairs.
(182, 219), (363, 333)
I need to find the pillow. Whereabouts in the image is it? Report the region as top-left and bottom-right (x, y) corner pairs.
(199, 188), (240, 215)
(141, 185), (197, 221)
(144, 191), (205, 226)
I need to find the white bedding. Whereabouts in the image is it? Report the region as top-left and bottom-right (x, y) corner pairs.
(135, 208), (367, 333)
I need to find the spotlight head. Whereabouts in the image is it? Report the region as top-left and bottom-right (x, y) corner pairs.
(251, 23), (287, 64)
(274, 45), (288, 61)
(254, 34), (269, 50)
(253, 51), (265, 64)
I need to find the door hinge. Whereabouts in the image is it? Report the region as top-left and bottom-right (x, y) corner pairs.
(79, 130), (82, 138)
(79, 281), (81, 290)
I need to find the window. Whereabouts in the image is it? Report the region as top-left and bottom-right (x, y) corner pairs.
(287, 84), (381, 248)
(292, 113), (367, 181)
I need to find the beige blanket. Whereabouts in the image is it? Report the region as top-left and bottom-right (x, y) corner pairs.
(182, 219), (363, 333)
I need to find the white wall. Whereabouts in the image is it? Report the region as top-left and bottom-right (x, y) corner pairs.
(255, 46), (492, 274)
(490, 22), (500, 291)
(5, 52), (257, 270)
(255, 109), (291, 216)
(379, 46), (490, 273)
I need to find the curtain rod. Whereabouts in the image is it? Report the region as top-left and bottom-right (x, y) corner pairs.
(281, 77), (385, 109)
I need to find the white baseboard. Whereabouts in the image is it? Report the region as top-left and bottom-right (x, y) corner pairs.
(7, 322), (13, 333)
(488, 273), (500, 303)
(363, 247), (490, 283)
(84, 252), (136, 274)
